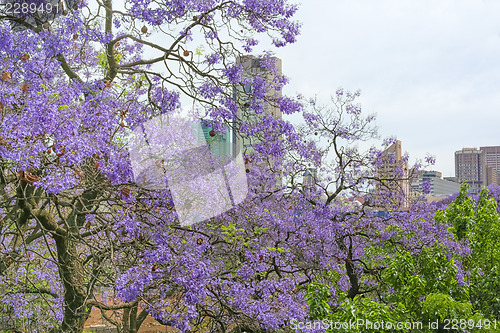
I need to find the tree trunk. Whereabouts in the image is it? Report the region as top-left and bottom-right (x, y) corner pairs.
(54, 233), (91, 333)
(122, 304), (149, 333)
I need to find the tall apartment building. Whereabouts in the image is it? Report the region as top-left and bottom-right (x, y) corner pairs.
(302, 168), (317, 189)
(230, 55), (284, 188)
(455, 148), (484, 194)
(233, 55), (283, 157)
(480, 146), (500, 185)
(455, 147), (499, 194)
(376, 140), (410, 208)
(486, 165), (498, 187)
(481, 146), (500, 172)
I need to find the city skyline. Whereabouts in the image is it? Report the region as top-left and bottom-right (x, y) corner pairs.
(453, 146), (499, 193)
(265, 0), (500, 177)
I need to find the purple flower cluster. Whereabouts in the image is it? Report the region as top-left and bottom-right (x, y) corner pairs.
(1, 0), (489, 331)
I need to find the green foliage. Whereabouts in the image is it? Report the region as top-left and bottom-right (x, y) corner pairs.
(329, 296), (408, 332)
(219, 222), (245, 243)
(303, 281), (408, 333)
(470, 188), (500, 268)
(435, 183), (475, 240)
(421, 293), (495, 333)
(97, 51), (123, 70)
(302, 242), (473, 332)
(436, 184), (500, 317)
(301, 184), (500, 332)
(382, 244), (468, 316)
(305, 282), (331, 321)
(421, 293), (472, 322)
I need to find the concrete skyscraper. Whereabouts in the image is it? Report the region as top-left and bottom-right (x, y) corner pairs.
(480, 146), (500, 186)
(455, 147), (499, 194)
(233, 55), (283, 157)
(376, 140), (410, 208)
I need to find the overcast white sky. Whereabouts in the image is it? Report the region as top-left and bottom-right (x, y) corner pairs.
(273, 0), (500, 177)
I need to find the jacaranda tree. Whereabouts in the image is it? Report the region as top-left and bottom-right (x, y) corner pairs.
(0, 1), (461, 333)
(0, 0), (303, 331)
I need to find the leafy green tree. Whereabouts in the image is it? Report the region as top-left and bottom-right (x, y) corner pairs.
(302, 182), (500, 332)
(382, 245), (468, 316)
(436, 183), (500, 318)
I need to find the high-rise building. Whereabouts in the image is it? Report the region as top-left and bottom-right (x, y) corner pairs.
(234, 55), (283, 157)
(455, 148), (486, 194)
(486, 165), (498, 187)
(376, 140), (410, 208)
(236, 55), (282, 117)
(454, 147), (500, 194)
(481, 146), (500, 173)
(232, 55), (284, 187)
(302, 168), (317, 189)
(480, 146), (500, 186)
